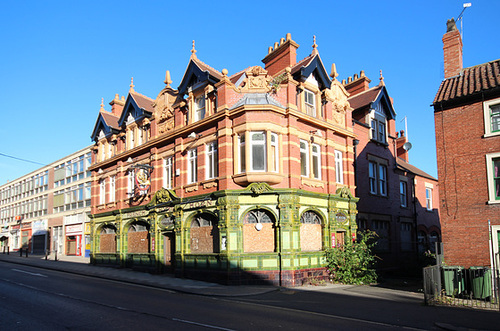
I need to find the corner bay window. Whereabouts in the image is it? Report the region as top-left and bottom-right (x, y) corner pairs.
(238, 132), (278, 173)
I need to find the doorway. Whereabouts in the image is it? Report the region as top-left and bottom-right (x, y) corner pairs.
(163, 232), (175, 272)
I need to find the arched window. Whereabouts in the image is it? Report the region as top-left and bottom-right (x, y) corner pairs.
(99, 225), (117, 253)
(417, 230), (427, 254)
(127, 221), (149, 253)
(190, 213), (219, 253)
(429, 231), (440, 253)
(243, 209), (275, 253)
(300, 211), (322, 251)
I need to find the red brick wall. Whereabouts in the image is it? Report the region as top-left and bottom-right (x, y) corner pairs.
(100, 233), (116, 253)
(434, 100), (500, 267)
(127, 231), (149, 253)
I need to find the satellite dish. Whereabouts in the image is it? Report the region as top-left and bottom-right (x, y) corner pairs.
(403, 142), (412, 151)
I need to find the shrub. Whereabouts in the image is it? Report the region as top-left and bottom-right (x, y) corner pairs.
(325, 230), (378, 285)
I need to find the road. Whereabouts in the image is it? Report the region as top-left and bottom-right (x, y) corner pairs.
(0, 261), (498, 330)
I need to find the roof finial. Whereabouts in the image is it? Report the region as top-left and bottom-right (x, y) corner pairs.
(129, 77), (135, 92)
(379, 70), (385, 86)
(191, 40), (197, 59)
(330, 63), (339, 80)
(100, 98), (105, 111)
(312, 35), (318, 55)
(164, 70), (172, 87)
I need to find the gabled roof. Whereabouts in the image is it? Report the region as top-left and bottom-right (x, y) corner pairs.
(433, 59), (500, 107)
(291, 54), (331, 90)
(117, 92), (154, 127)
(90, 111), (120, 142)
(396, 158), (437, 181)
(348, 85), (396, 120)
(230, 93), (285, 110)
(178, 58), (222, 95)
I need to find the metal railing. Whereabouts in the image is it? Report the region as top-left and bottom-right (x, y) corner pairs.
(423, 265), (500, 310)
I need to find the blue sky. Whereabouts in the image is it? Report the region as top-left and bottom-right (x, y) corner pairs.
(1, 0), (498, 185)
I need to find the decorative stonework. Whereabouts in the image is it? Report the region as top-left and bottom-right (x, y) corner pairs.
(326, 80), (350, 126)
(301, 178), (325, 188)
(185, 184), (199, 193)
(247, 182), (272, 195)
(158, 119), (174, 134)
(239, 66), (272, 93)
(203, 181), (217, 189)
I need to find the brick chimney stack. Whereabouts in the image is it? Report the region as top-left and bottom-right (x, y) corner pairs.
(396, 130), (409, 162)
(343, 71), (371, 96)
(262, 33), (299, 76)
(442, 18), (463, 79)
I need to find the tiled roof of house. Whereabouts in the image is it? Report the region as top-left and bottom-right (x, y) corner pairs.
(347, 85), (383, 110)
(100, 111), (120, 129)
(433, 59), (500, 105)
(130, 91), (155, 112)
(396, 158), (437, 181)
(193, 58), (223, 80)
(290, 54), (315, 75)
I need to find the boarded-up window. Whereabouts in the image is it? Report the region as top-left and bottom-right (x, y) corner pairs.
(243, 210), (275, 253)
(127, 223), (149, 253)
(100, 226), (116, 253)
(190, 214), (219, 253)
(300, 211), (322, 251)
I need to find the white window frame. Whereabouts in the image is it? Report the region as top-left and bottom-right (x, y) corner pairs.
(486, 152), (500, 204)
(369, 162), (377, 194)
(378, 164), (387, 196)
(127, 170), (135, 196)
(400, 180), (407, 207)
(163, 157), (173, 189)
(249, 132), (266, 172)
(194, 95), (206, 122)
(187, 148), (198, 184)
(206, 142), (218, 180)
(304, 89), (316, 117)
(425, 187), (433, 211)
(99, 179), (105, 205)
(109, 176), (115, 203)
(483, 98), (500, 137)
(334, 150), (343, 183)
(300, 140), (309, 177)
(270, 133), (279, 173)
(238, 134), (246, 173)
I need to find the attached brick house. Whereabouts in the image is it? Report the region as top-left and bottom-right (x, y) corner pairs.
(89, 34), (359, 286)
(346, 72), (441, 272)
(432, 19), (500, 268)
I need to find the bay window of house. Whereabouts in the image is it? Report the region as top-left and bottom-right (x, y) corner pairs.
(237, 131), (280, 174)
(206, 142), (218, 179)
(187, 148), (198, 184)
(194, 95), (206, 122)
(486, 153), (500, 203)
(368, 159), (388, 196)
(163, 157), (173, 189)
(334, 150), (343, 184)
(400, 180), (408, 207)
(483, 98), (500, 137)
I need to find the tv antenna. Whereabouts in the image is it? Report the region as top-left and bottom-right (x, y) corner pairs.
(400, 116), (408, 141)
(457, 3), (472, 38)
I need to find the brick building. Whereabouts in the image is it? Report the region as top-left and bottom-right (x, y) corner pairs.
(89, 34), (359, 286)
(432, 19), (500, 268)
(346, 72), (440, 272)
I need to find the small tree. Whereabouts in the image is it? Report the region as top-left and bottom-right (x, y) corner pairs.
(325, 230), (378, 285)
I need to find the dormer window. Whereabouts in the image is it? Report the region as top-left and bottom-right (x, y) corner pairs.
(194, 95), (205, 122)
(370, 117), (387, 144)
(304, 89), (316, 117)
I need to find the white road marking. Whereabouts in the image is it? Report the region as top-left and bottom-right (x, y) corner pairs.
(172, 318), (235, 331)
(11, 269), (48, 278)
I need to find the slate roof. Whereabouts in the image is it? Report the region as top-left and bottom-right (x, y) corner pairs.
(433, 59), (500, 106)
(130, 91), (155, 112)
(348, 85), (383, 110)
(396, 158), (437, 181)
(101, 111), (120, 129)
(230, 93), (285, 110)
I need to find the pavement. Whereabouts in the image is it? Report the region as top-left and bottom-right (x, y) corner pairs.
(0, 251), (424, 301)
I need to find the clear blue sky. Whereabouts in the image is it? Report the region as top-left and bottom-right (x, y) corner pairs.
(1, 0), (498, 185)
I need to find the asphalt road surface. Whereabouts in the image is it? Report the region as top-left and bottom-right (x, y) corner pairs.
(0, 261), (498, 330)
